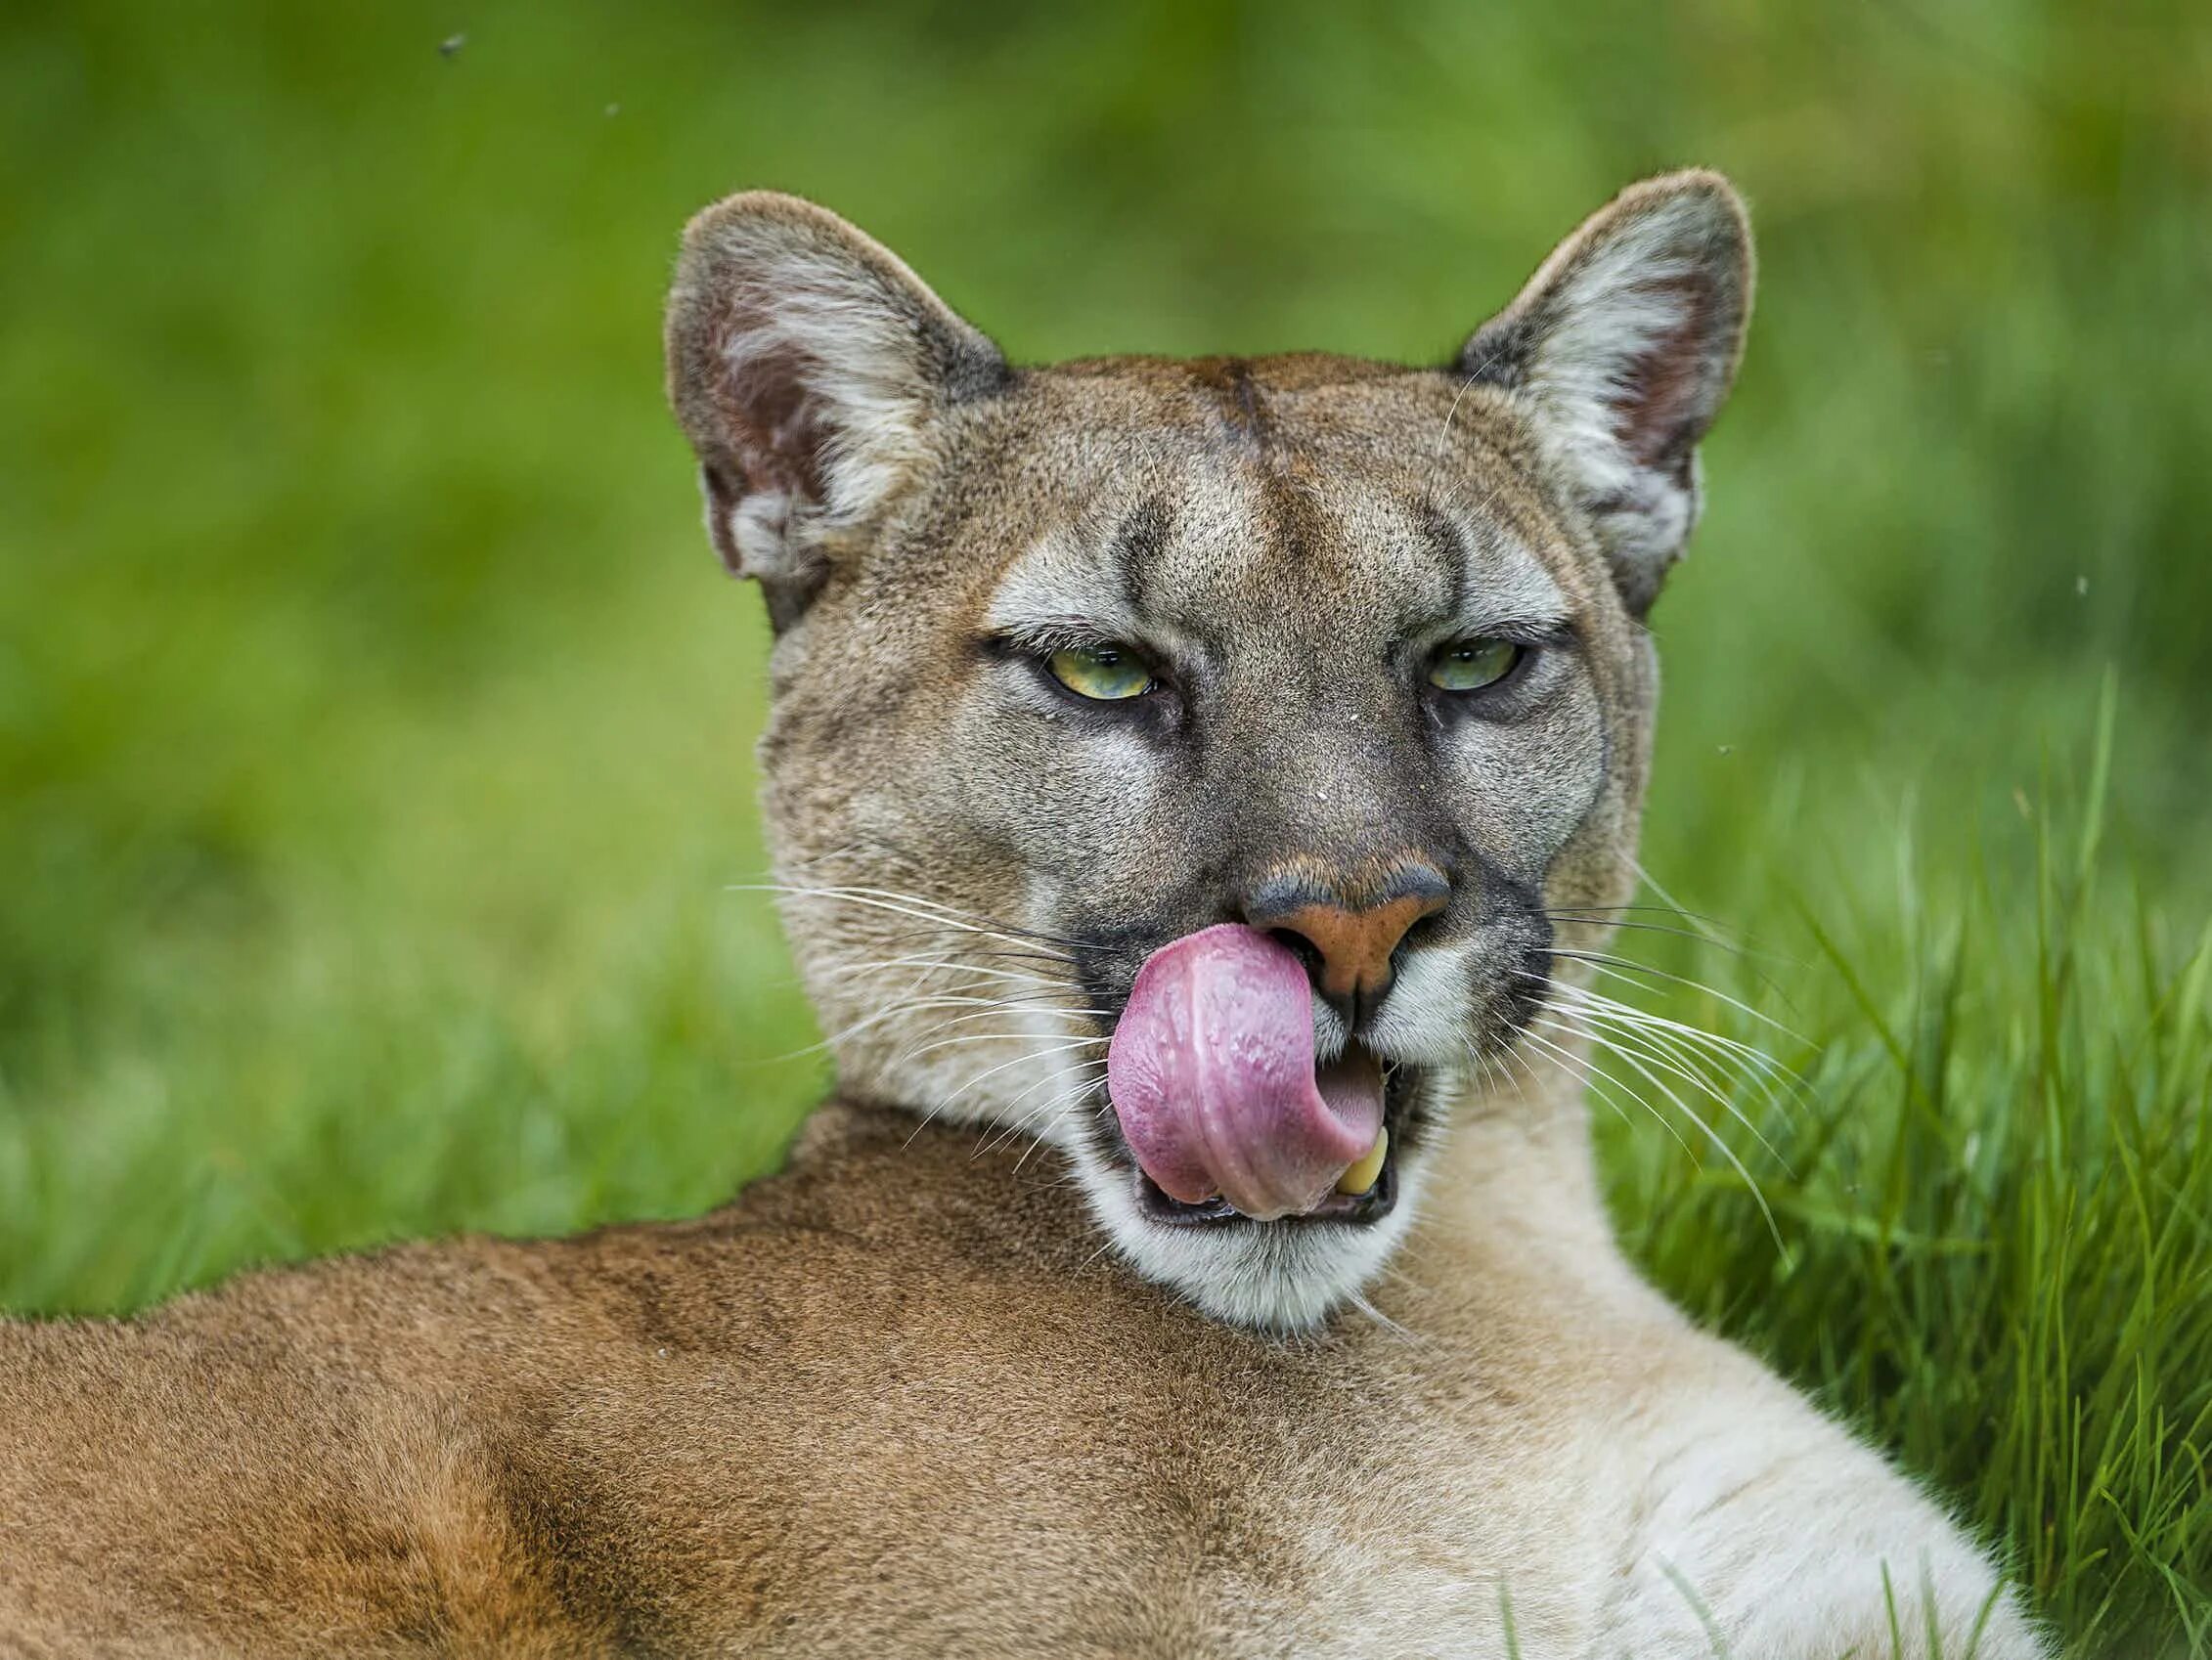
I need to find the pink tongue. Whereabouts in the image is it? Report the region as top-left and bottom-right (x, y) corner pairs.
(1106, 924), (1385, 1221)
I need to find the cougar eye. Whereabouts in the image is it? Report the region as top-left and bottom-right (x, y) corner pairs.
(1428, 637), (1524, 693)
(1047, 643), (1154, 702)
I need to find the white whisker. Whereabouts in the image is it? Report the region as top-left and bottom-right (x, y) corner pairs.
(730, 883), (1075, 965)
(1513, 1026), (1698, 1162)
(1533, 1012), (1787, 1172)
(1537, 1009), (1781, 1245)
(821, 954), (1062, 990)
(1548, 949), (1804, 1046)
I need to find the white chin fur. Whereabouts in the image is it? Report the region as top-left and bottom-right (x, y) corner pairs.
(1067, 1133), (1429, 1332)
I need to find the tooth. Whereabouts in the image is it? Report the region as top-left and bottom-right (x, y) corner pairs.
(1336, 1125), (1389, 1196)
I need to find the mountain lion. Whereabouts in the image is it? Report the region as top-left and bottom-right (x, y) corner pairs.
(0, 171), (2043, 1658)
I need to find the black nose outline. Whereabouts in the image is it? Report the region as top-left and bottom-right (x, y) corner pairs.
(1241, 860), (1451, 1029)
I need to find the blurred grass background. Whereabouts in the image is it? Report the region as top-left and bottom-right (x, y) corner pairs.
(2, 1), (2207, 1651)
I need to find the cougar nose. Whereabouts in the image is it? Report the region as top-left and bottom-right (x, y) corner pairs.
(1242, 862), (1450, 1027)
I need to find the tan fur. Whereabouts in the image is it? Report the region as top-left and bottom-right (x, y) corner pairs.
(0, 175), (2044, 1657)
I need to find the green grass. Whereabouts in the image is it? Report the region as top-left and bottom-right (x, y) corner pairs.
(2, 1), (2207, 1652)
(1602, 691), (2211, 1653)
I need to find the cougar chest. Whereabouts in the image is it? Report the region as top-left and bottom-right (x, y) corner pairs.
(1102, 1333), (1600, 1657)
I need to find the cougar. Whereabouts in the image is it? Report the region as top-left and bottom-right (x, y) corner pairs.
(0, 171), (2044, 1658)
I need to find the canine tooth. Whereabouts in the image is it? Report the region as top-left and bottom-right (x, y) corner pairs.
(1336, 1125), (1389, 1196)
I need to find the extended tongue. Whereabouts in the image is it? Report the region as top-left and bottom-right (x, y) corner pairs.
(1106, 924), (1387, 1220)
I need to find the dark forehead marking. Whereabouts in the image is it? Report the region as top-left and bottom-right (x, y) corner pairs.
(1228, 364), (1264, 442)
(1413, 498), (1472, 622)
(1255, 456), (1333, 580)
(1110, 496), (1173, 610)
(1187, 356), (1273, 456)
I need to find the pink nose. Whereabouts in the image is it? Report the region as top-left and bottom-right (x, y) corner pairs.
(1240, 860), (1450, 1024)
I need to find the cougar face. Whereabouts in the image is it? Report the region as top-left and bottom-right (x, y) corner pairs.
(667, 175), (1750, 1329)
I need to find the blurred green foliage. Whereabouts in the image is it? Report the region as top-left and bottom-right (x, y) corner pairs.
(2, 1), (2208, 1650)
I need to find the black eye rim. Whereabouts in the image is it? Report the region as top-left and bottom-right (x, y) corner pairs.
(1047, 641), (1156, 701)
(978, 626), (1561, 720)
(1000, 635), (1174, 714)
(1425, 635), (1538, 699)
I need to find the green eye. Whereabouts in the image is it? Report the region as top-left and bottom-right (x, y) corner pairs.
(1428, 637), (1524, 692)
(1047, 643), (1155, 702)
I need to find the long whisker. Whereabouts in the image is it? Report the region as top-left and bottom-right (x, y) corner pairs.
(1545, 978), (1809, 1129)
(985, 1053), (1110, 1133)
(818, 954), (1064, 991)
(1541, 1009), (1782, 1246)
(1539, 912), (1762, 959)
(1531, 1012), (1789, 1172)
(769, 988), (1106, 1066)
(732, 883), (1086, 956)
(760, 993), (1044, 1064)
(986, 1069), (1112, 1165)
(901, 1037), (1110, 1149)
(1632, 861), (1758, 962)
(1551, 981), (1804, 1093)
(754, 873), (1048, 934)
(1511, 1027), (1698, 1161)
(1559, 994), (1797, 1130)
(1000, 1090), (1104, 1158)
(1546, 949), (1806, 1045)
(1536, 902), (1737, 927)
(897, 1030), (1110, 1065)
(1344, 1288), (1423, 1346)
(829, 933), (1086, 984)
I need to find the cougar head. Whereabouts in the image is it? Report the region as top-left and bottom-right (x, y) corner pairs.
(665, 174), (1751, 1331)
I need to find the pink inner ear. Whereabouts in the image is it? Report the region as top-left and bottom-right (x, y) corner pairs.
(713, 308), (831, 505)
(1613, 273), (1720, 470)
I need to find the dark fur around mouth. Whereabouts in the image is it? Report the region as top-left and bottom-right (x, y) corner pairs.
(1134, 1142), (1401, 1229)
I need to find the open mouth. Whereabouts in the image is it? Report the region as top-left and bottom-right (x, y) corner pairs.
(1127, 1044), (1414, 1230)
(1104, 924), (1424, 1229)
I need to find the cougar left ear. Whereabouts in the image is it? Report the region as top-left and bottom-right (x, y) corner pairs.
(665, 192), (1008, 624)
(1458, 170), (1752, 615)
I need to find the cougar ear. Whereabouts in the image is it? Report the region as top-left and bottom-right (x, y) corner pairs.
(665, 192), (1007, 621)
(1459, 170), (1752, 615)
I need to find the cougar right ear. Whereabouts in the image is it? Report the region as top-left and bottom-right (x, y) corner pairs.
(664, 192), (1007, 621)
(1457, 171), (1752, 616)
